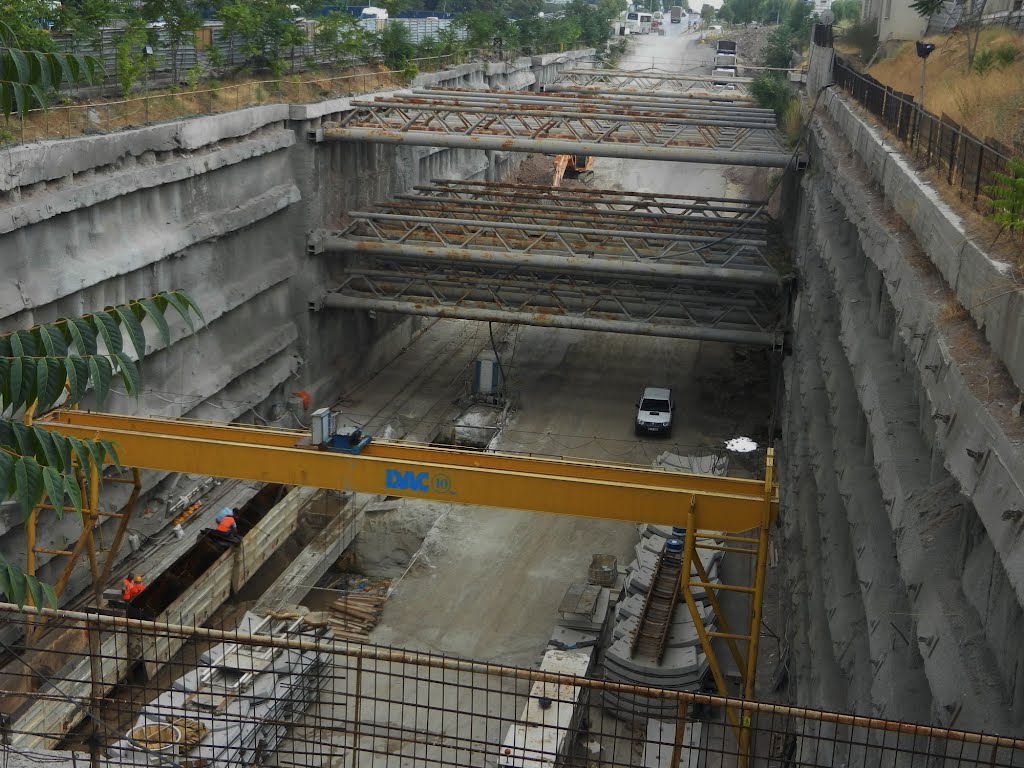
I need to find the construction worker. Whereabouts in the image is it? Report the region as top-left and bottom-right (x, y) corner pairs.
(216, 510), (237, 536)
(122, 574), (145, 601)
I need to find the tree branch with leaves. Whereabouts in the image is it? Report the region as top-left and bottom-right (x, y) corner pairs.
(0, 290), (204, 610)
(0, 17), (100, 117)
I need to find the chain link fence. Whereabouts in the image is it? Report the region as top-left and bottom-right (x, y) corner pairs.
(0, 604), (1022, 768)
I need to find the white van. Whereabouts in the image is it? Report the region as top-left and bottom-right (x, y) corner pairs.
(635, 387), (674, 436)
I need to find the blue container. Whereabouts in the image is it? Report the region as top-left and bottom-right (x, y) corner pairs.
(666, 539), (683, 555)
(671, 526), (686, 539)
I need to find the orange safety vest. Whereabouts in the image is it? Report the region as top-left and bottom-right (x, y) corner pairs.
(122, 580), (144, 601)
(216, 515), (236, 533)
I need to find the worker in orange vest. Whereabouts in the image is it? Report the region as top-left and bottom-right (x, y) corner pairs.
(122, 574), (145, 601)
(216, 511), (237, 535)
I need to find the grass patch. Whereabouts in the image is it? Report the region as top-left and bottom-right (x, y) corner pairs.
(867, 28), (1024, 146)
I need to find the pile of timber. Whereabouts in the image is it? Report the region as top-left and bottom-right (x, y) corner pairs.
(327, 594), (386, 642)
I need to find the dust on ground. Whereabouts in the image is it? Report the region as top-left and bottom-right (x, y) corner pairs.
(513, 153), (558, 186)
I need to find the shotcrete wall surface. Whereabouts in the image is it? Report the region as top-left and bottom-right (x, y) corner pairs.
(0, 49), (593, 602)
(782, 56), (1024, 734)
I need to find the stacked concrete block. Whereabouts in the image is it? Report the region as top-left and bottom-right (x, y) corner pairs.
(108, 612), (329, 767)
(601, 526), (724, 720)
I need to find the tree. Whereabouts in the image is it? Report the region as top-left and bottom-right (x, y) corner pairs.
(0, 18), (99, 117)
(375, 20), (415, 69)
(700, 3), (715, 23)
(909, 0), (945, 16)
(114, 17), (155, 95)
(140, 0), (202, 84)
(312, 10), (370, 65)
(829, 0), (862, 23)
(217, 0), (306, 75)
(0, 291), (204, 610)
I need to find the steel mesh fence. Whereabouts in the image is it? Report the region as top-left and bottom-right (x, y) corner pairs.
(832, 56), (1017, 210)
(0, 604), (1021, 768)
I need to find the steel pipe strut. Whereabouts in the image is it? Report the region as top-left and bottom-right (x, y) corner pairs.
(322, 128), (794, 168)
(321, 294), (778, 346)
(322, 237), (782, 286)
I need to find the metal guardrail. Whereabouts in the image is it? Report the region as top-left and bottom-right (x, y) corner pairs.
(832, 56), (1017, 210)
(0, 603), (1023, 767)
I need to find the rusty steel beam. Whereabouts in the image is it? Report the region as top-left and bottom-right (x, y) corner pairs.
(320, 293), (778, 346)
(382, 197), (772, 237)
(321, 237), (782, 287)
(325, 87), (790, 164)
(323, 129), (791, 167)
(422, 178), (768, 209)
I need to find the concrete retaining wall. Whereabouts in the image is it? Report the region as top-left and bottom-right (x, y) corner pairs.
(0, 49), (593, 603)
(781, 59), (1024, 733)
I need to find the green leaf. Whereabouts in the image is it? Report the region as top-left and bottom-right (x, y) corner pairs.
(14, 456), (43, 517)
(91, 311), (122, 355)
(18, 356), (37, 411)
(4, 563), (27, 610)
(175, 289), (207, 326)
(100, 440), (120, 469)
(41, 581), (58, 609)
(0, 451), (13, 496)
(68, 318), (97, 355)
(68, 436), (92, 475)
(163, 291), (197, 332)
(140, 298), (171, 347)
(112, 352), (140, 396)
(11, 421), (35, 458)
(34, 356), (48, 410)
(7, 47), (28, 88)
(42, 466), (65, 517)
(88, 355), (112, 404)
(15, 330), (36, 357)
(33, 426), (62, 471)
(37, 324), (68, 357)
(64, 472), (83, 517)
(25, 575), (44, 612)
(114, 306), (146, 360)
(86, 440), (107, 474)
(9, 331), (23, 357)
(64, 357), (83, 404)
(37, 358), (66, 412)
(8, 356), (22, 412)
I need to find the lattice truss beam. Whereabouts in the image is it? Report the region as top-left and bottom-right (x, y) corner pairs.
(549, 69), (754, 97)
(324, 86), (789, 164)
(313, 182), (789, 346)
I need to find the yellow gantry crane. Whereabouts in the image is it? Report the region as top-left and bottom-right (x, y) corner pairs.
(36, 409), (778, 727)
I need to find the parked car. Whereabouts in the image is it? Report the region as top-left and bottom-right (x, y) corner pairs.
(635, 387), (675, 436)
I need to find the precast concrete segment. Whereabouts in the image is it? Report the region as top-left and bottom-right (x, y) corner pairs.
(321, 294), (779, 345)
(324, 128), (794, 167)
(321, 238), (782, 286)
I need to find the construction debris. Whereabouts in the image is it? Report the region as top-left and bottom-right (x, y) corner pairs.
(326, 591), (388, 642)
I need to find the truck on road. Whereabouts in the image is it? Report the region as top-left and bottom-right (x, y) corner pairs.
(670, 5), (683, 22)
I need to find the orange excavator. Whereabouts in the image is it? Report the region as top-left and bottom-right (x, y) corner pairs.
(552, 154), (595, 186)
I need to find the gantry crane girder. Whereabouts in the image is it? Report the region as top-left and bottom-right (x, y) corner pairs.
(36, 409), (779, 740)
(39, 410), (778, 533)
